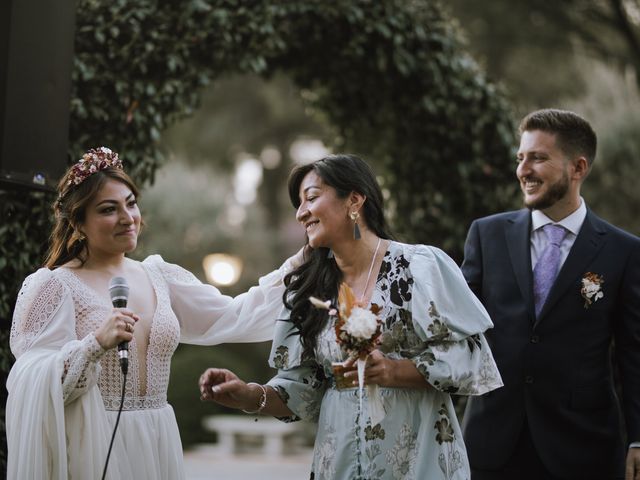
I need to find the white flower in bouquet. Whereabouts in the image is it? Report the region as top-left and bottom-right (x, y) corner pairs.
(343, 307), (379, 340)
(309, 283), (381, 356)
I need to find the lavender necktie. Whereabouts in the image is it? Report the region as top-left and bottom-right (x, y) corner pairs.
(533, 224), (568, 316)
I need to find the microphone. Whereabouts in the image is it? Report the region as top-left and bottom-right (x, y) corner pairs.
(108, 276), (130, 375)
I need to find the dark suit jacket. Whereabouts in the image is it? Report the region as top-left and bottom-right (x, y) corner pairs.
(461, 208), (640, 479)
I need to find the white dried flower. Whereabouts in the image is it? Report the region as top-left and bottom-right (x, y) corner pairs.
(309, 297), (332, 310)
(342, 307), (378, 340)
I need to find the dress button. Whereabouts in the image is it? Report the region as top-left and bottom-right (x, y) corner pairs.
(531, 335), (540, 344)
(525, 375), (534, 384)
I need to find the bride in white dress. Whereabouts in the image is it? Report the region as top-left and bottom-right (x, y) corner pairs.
(6, 147), (299, 479)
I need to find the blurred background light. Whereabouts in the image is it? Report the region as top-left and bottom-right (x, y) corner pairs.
(289, 138), (330, 165)
(203, 253), (243, 286)
(260, 145), (282, 169)
(233, 155), (263, 205)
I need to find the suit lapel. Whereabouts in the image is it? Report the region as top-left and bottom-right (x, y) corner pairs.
(534, 210), (608, 327)
(505, 210), (536, 322)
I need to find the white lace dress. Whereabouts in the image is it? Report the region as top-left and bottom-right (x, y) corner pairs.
(6, 254), (291, 480)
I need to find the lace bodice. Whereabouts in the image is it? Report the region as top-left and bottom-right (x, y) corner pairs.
(10, 254), (292, 413)
(56, 262), (180, 410)
(8, 254), (295, 480)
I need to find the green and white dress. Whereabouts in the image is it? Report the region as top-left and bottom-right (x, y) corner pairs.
(267, 242), (503, 480)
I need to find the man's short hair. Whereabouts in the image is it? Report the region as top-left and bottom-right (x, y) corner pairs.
(519, 109), (597, 166)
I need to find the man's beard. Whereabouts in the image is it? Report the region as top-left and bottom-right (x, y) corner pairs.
(523, 170), (570, 211)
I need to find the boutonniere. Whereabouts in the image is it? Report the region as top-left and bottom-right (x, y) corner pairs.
(580, 272), (604, 308)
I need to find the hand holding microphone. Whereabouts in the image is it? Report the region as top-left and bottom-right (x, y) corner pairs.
(94, 277), (138, 374)
(109, 277), (131, 374)
(100, 277), (137, 479)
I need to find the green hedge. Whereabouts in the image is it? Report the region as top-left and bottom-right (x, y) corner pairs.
(0, 190), (53, 470)
(0, 0), (516, 472)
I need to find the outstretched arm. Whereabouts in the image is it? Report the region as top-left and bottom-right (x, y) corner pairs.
(199, 368), (294, 417)
(152, 249), (304, 345)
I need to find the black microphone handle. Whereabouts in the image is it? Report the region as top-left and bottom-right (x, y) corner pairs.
(112, 299), (127, 308)
(112, 298), (129, 374)
(117, 342), (129, 375)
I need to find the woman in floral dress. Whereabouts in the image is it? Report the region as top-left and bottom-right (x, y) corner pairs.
(200, 154), (503, 480)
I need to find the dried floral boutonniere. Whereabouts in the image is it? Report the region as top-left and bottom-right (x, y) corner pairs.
(581, 272), (604, 309)
(309, 283), (385, 424)
(334, 283), (382, 357)
(310, 283), (382, 360)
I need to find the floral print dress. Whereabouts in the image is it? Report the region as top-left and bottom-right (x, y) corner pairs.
(267, 242), (503, 480)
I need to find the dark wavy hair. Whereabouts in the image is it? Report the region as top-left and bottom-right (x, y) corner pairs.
(284, 154), (394, 359)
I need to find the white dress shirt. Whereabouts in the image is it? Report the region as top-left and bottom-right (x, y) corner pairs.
(530, 199), (587, 270)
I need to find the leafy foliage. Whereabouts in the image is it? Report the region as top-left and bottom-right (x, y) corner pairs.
(0, 190), (53, 471)
(448, 0), (640, 112)
(0, 192), (52, 325)
(258, 1), (519, 255)
(1, 0), (516, 469)
(564, 62), (640, 236)
(67, 0), (517, 254)
(446, 0), (586, 111)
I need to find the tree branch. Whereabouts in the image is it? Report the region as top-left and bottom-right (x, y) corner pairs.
(609, 0), (640, 68)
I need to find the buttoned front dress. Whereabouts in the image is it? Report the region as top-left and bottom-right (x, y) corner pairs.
(267, 242), (503, 480)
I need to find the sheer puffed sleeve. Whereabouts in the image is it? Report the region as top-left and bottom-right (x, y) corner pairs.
(408, 245), (503, 395)
(6, 269), (129, 479)
(145, 254), (294, 345)
(265, 316), (328, 423)
(9, 268), (107, 403)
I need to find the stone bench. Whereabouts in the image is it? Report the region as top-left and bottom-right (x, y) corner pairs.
(202, 414), (302, 456)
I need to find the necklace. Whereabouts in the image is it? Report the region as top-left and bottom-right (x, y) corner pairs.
(358, 238), (382, 304)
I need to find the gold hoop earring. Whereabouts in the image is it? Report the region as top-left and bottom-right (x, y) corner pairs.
(350, 211), (361, 240)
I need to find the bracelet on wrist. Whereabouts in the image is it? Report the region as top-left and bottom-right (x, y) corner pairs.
(242, 382), (267, 415)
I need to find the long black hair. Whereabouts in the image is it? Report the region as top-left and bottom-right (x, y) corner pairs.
(284, 154), (394, 359)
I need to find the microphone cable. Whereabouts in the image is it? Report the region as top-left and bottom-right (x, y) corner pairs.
(101, 368), (127, 480)
(102, 276), (131, 479)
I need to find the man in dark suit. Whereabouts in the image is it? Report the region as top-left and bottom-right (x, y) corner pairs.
(461, 109), (640, 480)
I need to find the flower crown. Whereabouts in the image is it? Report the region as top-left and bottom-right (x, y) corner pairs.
(67, 147), (122, 187)
(56, 147), (123, 208)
